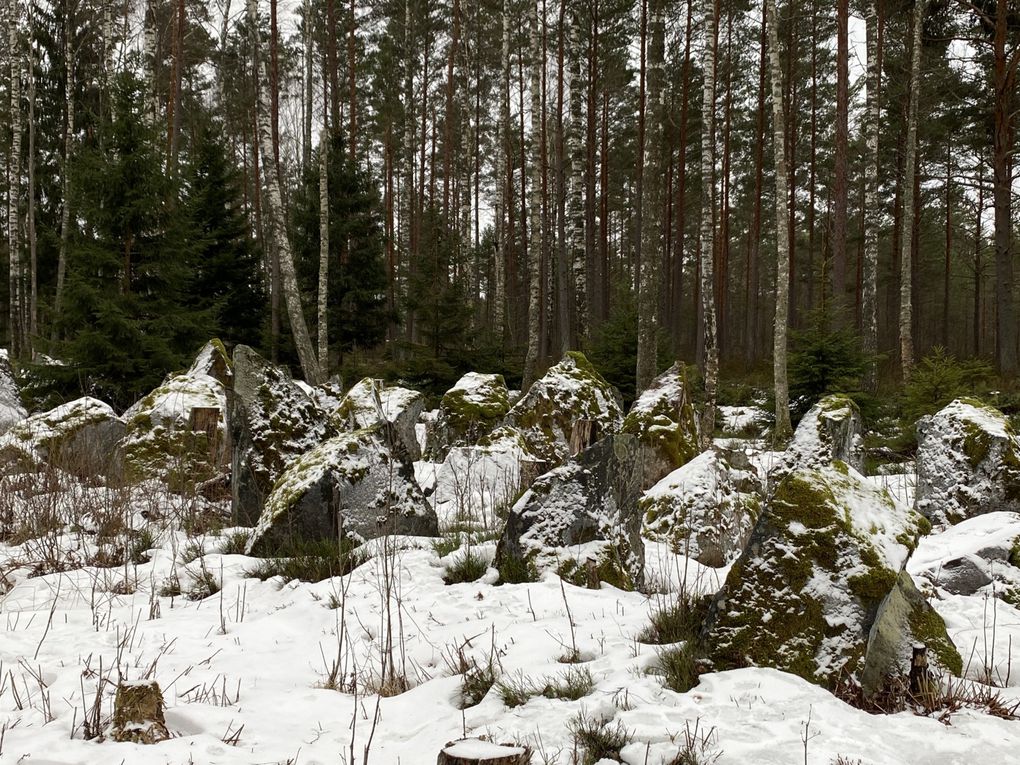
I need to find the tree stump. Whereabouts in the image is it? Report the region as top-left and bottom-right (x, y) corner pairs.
(437, 738), (531, 765)
(190, 406), (223, 464)
(108, 680), (170, 744)
(569, 419), (599, 455)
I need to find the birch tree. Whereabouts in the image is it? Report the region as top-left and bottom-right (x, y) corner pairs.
(765, 0), (792, 440)
(636, 0), (664, 394)
(566, 3), (586, 346)
(317, 131), (329, 370)
(8, 0), (23, 354)
(698, 0), (719, 442)
(899, 0), (924, 380)
(247, 0), (323, 384)
(862, 0), (881, 392)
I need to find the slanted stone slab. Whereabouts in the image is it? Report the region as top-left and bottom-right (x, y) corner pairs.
(915, 398), (1020, 526)
(107, 680), (170, 744)
(230, 345), (335, 525)
(246, 426), (438, 555)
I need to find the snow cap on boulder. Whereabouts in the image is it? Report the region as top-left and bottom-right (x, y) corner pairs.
(332, 377), (425, 460)
(428, 372), (511, 459)
(788, 394), (864, 472)
(621, 361), (700, 489)
(0, 349), (26, 435)
(915, 398), (1020, 526)
(121, 341), (231, 489)
(641, 443), (761, 567)
(0, 396), (125, 477)
(495, 433), (644, 590)
(701, 463), (935, 690)
(497, 351), (623, 468)
(246, 425), (438, 555)
(230, 345), (335, 525)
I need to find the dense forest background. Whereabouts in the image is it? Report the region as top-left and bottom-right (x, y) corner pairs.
(0, 0), (1018, 421)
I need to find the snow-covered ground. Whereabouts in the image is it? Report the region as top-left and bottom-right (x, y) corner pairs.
(1, 484), (1019, 764)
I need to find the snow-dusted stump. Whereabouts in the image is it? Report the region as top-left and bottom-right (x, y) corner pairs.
(333, 377), (425, 460)
(787, 394), (864, 472)
(427, 372), (511, 460)
(495, 433), (643, 589)
(0, 396), (125, 478)
(489, 351), (622, 468)
(437, 739), (531, 765)
(121, 340), (231, 489)
(641, 443), (762, 567)
(0, 348), (26, 435)
(915, 398), (1020, 526)
(106, 680), (170, 744)
(621, 361), (700, 490)
(246, 426), (438, 554)
(230, 344), (335, 525)
(700, 463), (956, 691)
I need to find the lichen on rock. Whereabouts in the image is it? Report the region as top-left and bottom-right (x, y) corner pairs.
(246, 426), (438, 555)
(621, 361), (700, 489)
(332, 377), (425, 460)
(787, 394), (864, 472)
(915, 398), (1020, 526)
(499, 352), (623, 468)
(700, 463), (930, 690)
(428, 372), (511, 460)
(641, 443), (761, 567)
(0, 396), (125, 478)
(121, 342), (232, 489)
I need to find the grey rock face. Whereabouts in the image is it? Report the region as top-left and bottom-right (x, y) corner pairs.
(246, 426), (438, 555)
(230, 345), (334, 525)
(496, 433), (643, 589)
(332, 378), (425, 461)
(787, 394), (864, 472)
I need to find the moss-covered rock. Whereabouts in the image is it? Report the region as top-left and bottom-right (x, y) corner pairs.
(915, 398), (1020, 526)
(787, 394), (864, 472)
(700, 464), (929, 690)
(246, 426), (439, 555)
(428, 372), (511, 460)
(231, 345), (335, 526)
(621, 362), (700, 490)
(0, 349), (26, 435)
(495, 433), (643, 589)
(861, 571), (962, 698)
(0, 396), (125, 478)
(121, 342), (232, 490)
(332, 377), (425, 460)
(641, 443), (762, 567)
(499, 352), (623, 468)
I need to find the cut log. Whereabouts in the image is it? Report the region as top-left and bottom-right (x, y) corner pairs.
(437, 738), (531, 765)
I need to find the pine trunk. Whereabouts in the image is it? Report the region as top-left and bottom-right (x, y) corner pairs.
(8, 0), (22, 355)
(832, 0), (849, 318)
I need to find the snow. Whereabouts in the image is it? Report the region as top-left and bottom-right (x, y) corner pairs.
(718, 405), (768, 436)
(430, 445), (525, 528)
(0, 348), (26, 435)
